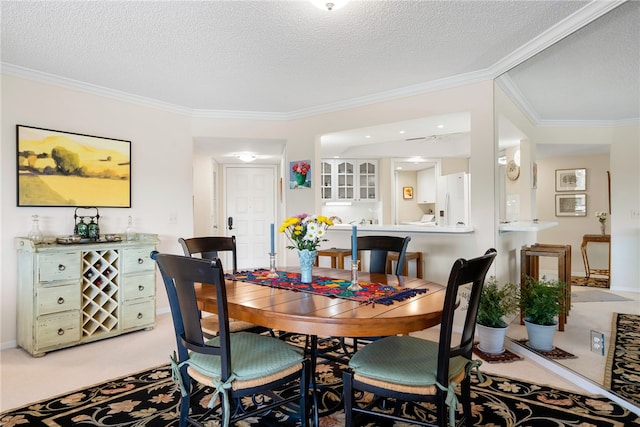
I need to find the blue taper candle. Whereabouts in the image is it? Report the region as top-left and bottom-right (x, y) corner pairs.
(270, 223), (275, 253)
(352, 225), (357, 260)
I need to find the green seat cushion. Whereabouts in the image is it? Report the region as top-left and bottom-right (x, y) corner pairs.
(187, 332), (304, 381)
(348, 335), (469, 386)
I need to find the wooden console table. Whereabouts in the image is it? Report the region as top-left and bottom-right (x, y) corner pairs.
(581, 234), (610, 279)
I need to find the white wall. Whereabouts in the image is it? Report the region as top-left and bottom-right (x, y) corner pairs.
(537, 153), (610, 276)
(395, 170), (423, 223)
(1, 75), (193, 347)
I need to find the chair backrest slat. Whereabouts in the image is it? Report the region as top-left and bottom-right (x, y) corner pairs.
(355, 235), (411, 275)
(179, 236), (238, 272)
(437, 248), (497, 385)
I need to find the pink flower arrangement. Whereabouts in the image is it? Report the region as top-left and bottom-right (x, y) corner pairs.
(292, 161), (310, 175)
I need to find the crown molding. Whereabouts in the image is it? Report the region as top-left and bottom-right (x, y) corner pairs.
(489, 0), (626, 76)
(1, 63), (192, 116)
(496, 73), (639, 128)
(494, 74), (541, 124)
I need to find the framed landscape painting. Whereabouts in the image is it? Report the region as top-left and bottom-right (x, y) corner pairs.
(17, 125), (131, 207)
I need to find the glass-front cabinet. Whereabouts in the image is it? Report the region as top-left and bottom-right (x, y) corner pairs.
(321, 159), (377, 201)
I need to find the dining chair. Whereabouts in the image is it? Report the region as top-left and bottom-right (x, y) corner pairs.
(343, 248), (497, 427)
(151, 251), (310, 427)
(179, 236), (266, 337)
(356, 235), (411, 275)
(342, 235), (411, 353)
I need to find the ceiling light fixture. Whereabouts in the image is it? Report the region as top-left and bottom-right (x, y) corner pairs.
(237, 153), (257, 162)
(310, 0), (348, 11)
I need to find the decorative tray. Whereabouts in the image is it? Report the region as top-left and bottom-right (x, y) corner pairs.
(56, 236), (122, 245)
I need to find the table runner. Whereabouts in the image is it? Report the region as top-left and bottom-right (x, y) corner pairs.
(226, 269), (427, 305)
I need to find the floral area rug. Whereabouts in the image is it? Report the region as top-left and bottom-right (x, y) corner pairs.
(2, 334), (639, 427)
(228, 269), (427, 304)
(606, 313), (640, 407)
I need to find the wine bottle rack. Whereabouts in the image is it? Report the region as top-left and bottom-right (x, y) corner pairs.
(16, 235), (158, 357)
(81, 249), (119, 337)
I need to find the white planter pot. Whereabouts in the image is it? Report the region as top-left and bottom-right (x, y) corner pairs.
(524, 319), (557, 351)
(476, 324), (507, 354)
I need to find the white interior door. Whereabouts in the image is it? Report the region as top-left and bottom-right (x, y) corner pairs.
(224, 166), (276, 269)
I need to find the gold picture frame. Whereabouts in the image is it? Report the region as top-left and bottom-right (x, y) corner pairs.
(17, 125), (131, 207)
(403, 186), (413, 199)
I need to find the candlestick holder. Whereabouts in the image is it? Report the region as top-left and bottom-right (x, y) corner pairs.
(347, 259), (362, 291)
(266, 252), (279, 278)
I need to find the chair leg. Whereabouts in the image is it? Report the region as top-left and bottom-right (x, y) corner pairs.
(342, 370), (353, 427)
(460, 377), (473, 426)
(300, 359), (309, 427)
(436, 392), (447, 427)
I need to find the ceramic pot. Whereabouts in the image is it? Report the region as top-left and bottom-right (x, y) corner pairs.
(298, 249), (317, 283)
(476, 324), (507, 354)
(524, 318), (557, 351)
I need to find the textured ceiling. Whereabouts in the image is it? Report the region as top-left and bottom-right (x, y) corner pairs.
(1, 0), (596, 114)
(1, 1), (638, 163)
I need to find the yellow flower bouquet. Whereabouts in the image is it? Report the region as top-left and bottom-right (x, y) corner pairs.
(280, 214), (333, 251)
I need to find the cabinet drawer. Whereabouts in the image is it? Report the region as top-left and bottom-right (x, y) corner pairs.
(36, 312), (80, 348)
(122, 274), (155, 301)
(122, 248), (155, 274)
(122, 300), (155, 330)
(38, 252), (80, 282)
(37, 284), (81, 315)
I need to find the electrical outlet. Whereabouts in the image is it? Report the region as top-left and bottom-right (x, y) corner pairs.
(590, 330), (605, 355)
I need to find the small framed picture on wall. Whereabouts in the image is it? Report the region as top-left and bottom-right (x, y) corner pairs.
(403, 187), (413, 199)
(555, 193), (587, 216)
(555, 168), (586, 192)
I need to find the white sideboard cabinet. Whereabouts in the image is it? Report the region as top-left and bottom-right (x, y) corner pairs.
(16, 234), (159, 356)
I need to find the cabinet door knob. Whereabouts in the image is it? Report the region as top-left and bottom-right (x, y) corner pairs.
(58, 264), (66, 271)
(137, 258), (144, 264)
(137, 313), (143, 319)
(57, 297), (65, 304)
(138, 285), (144, 291)
(57, 328), (65, 336)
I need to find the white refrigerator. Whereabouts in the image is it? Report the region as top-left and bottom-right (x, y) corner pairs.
(436, 172), (470, 227)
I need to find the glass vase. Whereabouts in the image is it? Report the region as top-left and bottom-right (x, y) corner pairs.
(298, 249), (317, 283)
(600, 220), (606, 235)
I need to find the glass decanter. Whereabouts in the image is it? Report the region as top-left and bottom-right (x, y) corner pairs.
(125, 216), (137, 241)
(28, 214), (44, 244)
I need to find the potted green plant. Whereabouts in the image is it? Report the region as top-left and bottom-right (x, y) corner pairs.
(519, 275), (566, 351)
(475, 278), (520, 354)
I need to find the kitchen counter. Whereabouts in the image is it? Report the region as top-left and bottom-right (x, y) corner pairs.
(331, 223), (473, 234)
(498, 221), (558, 232)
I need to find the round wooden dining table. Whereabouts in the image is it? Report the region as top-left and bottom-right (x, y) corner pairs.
(195, 266), (447, 338)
